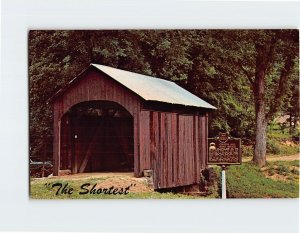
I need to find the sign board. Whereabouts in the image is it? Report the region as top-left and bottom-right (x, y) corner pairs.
(208, 132), (241, 165)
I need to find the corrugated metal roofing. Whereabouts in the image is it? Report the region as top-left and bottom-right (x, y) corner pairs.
(91, 64), (216, 109)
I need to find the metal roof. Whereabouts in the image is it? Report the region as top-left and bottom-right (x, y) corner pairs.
(91, 64), (216, 109)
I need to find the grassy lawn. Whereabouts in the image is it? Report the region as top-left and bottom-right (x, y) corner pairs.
(263, 160), (299, 183)
(221, 160), (299, 198)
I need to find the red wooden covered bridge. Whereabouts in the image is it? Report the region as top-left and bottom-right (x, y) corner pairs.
(49, 64), (216, 189)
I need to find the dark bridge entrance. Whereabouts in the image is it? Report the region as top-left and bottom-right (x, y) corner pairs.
(60, 101), (134, 174)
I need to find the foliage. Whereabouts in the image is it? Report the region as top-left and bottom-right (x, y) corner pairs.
(267, 140), (298, 155)
(29, 30), (299, 161)
(266, 121), (299, 155)
(266, 139), (281, 154)
(242, 145), (254, 157)
(242, 139), (298, 158)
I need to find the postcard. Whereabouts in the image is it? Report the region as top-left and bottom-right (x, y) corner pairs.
(29, 30), (299, 199)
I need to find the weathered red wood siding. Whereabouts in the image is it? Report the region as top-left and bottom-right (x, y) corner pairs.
(140, 110), (208, 189)
(52, 68), (141, 176)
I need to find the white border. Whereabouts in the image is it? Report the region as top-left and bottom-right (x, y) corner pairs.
(1, 0), (299, 232)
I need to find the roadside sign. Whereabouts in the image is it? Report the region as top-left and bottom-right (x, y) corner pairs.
(207, 132), (242, 199)
(208, 132), (242, 165)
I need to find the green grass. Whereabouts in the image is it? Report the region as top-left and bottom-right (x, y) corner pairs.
(221, 160), (299, 198)
(264, 160), (299, 183)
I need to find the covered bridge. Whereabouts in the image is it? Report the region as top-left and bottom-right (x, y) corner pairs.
(49, 64), (216, 189)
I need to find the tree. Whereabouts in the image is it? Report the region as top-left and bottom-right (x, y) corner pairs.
(249, 30), (298, 166)
(206, 30), (299, 166)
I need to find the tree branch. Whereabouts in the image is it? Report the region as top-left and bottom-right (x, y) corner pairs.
(239, 63), (254, 86)
(231, 59), (255, 88)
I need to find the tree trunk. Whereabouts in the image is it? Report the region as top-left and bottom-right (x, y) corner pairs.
(253, 45), (268, 167)
(253, 104), (267, 167)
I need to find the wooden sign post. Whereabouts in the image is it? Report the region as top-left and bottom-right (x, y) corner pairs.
(208, 132), (242, 199)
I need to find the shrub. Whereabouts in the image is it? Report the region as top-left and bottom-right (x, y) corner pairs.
(276, 164), (290, 176)
(267, 139), (281, 154)
(242, 145), (254, 157)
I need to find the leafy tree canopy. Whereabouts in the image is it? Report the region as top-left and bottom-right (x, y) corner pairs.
(29, 30), (299, 161)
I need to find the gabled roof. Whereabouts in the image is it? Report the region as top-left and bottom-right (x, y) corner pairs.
(50, 63), (216, 109)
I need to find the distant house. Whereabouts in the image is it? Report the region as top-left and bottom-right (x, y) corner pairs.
(49, 64), (216, 189)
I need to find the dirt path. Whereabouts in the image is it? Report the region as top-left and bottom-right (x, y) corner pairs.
(33, 172), (153, 193)
(243, 154), (299, 162)
(49, 172), (135, 180)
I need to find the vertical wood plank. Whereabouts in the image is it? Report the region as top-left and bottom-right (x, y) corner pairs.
(166, 113), (173, 187)
(186, 116), (190, 184)
(178, 115), (184, 186)
(159, 112), (165, 188)
(194, 115), (200, 183)
(156, 112), (160, 188)
(189, 116), (192, 184)
(202, 115), (207, 170)
(150, 111), (159, 189)
(199, 115), (206, 170)
(134, 108), (139, 176)
(139, 110), (150, 172)
(67, 114), (72, 170)
(198, 115), (203, 170)
(182, 116), (186, 185)
(205, 113), (209, 169)
(190, 115), (195, 183)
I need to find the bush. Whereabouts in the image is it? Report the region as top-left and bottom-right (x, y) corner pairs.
(242, 145), (254, 157)
(267, 139), (281, 154)
(266, 138), (299, 155)
(276, 164), (290, 176)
